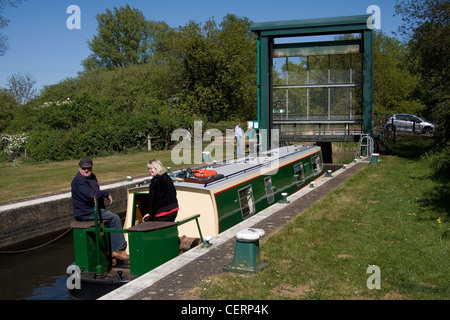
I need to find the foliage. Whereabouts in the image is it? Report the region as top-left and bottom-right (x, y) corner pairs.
(395, 0), (449, 39)
(0, 89), (18, 133)
(395, 0), (450, 174)
(0, 132), (27, 163)
(408, 20), (449, 139)
(169, 14), (257, 122)
(372, 31), (423, 115)
(423, 141), (450, 178)
(82, 5), (170, 70)
(11, 92), (194, 162)
(1, 10), (256, 163)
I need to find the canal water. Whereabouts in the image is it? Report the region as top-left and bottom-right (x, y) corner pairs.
(0, 149), (356, 300)
(0, 233), (74, 300)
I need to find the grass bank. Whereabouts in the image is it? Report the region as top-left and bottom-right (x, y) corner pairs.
(0, 141), (236, 203)
(0, 150), (183, 203)
(193, 136), (449, 300)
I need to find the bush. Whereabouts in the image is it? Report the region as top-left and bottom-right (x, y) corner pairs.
(0, 132), (28, 162)
(423, 142), (450, 177)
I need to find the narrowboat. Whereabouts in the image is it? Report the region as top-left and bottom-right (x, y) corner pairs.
(68, 144), (323, 299)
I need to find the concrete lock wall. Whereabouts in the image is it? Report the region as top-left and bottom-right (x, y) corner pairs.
(0, 179), (141, 251)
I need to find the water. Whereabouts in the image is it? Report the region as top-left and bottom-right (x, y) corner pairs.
(0, 233), (74, 300)
(330, 142), (358, 165)
(332, 151), (356, 165)
(0, 150), (356, 300)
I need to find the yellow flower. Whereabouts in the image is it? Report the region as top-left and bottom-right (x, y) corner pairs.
(437, 218), (441, 224)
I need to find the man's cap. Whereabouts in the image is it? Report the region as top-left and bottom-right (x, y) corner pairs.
(79, 158), (93, 168)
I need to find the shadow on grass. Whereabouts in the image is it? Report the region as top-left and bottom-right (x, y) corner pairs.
(418, 183), (450, 220)
(386, 134), (436, 159)
(387, 135), (449, 226)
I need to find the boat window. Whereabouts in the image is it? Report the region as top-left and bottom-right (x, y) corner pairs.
(238, 185), (255, 219)
(264, 176), (274, 204)
(294, 162), (305, 186)
(312, 155), (322, 175)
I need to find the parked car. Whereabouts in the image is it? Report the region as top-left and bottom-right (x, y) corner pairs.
(384, 113), (435, 134)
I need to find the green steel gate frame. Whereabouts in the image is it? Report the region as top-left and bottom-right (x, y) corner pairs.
(250, 14), (373, 150)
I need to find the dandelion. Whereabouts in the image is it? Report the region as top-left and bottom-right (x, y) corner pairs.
(437, 218), (441, 224)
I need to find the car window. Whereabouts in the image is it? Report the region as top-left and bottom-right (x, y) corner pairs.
(396, 115), (408, 121)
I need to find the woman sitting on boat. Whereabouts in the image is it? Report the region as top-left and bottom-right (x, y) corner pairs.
(142, 159), (179, 222)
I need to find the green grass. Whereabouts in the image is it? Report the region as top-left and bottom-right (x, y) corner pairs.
(0, 143), (233, 202)
(193, 136), (449, 300)
(0, 150), (185, 202)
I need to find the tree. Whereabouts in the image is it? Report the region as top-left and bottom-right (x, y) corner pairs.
(395, 0), (449, 142)
(372, 31), (422, 115)
(7, 72), (37, 105)
(395, 0), (449, 39)
(82, 5), (170, 70)
(218, 14), (258, 121)
(170, 14), (257, 122)
(395, 0), (450, 176)
(0, 0), (23, 56)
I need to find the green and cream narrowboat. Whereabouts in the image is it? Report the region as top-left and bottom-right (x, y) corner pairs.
(68, 144), (323, 299)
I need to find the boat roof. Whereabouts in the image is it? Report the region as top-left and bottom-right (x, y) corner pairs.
(129, 145), (320, 192)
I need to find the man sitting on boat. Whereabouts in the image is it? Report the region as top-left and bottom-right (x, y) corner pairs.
(71, 158), (129, 261)
(142, 159), (179, 222)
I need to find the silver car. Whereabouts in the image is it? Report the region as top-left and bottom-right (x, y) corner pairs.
(384, 113), (435, 134)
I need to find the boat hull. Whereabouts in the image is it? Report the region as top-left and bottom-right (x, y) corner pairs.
(68, 268), (131, 300)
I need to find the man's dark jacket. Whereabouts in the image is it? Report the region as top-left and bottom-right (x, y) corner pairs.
(71, 171), (109, 219)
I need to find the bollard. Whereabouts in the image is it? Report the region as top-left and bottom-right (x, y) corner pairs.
(370, 153), (379, 165)
(326, 170), (333, 177)
(279, 192), (290, 203)
(309, 181), (315, 188)
(223, 228), (267, 273)
(202, 236), (213, 248)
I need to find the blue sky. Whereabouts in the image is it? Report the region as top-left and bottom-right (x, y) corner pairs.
(0, 0), (403, 92)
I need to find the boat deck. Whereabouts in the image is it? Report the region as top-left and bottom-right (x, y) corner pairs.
(169, 145), (320, 191)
